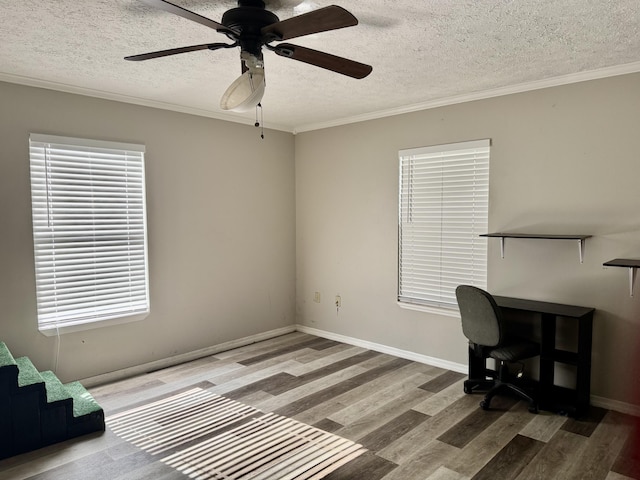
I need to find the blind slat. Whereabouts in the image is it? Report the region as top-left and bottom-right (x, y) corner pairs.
(398, 140), (489, 309)
(29, 134), (150, 329)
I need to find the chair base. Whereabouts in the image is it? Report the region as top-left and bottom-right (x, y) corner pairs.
(464, 366), (538, 414)
(479, 381), (539, 414)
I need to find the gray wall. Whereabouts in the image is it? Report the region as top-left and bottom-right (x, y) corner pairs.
(3, 73), (640, 408)
(0, 81), (296, 382)
(295, 73), (640, 407)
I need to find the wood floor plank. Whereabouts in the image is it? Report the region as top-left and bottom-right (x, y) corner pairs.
(437, 395), (519, 449)
(426, 465), (471, 480)
(329, 371), (433, 426)
(212, 332), (311, 360)
(285, 343), (362, 366)
(221, 372), (299, 400)
(334, 387), (431, 442)
(0, 332), (635, 480)
(147, 355), (221, 382)
(207, 358), (302, 393)
(255, 364), (372, 413)
(254, 354), (390, 412)
(294, 363), (435, 427)
(413, 379), (468, 416)
(562, 410), (634, 480)
(376, 394), (480, 464)
(270, 358), (412, 418)
(470, 434), (545, 480)
(266, 350), (381, 396)
(445, 401), (536, 477)
(561, 405), (609, 437)
(514, 429), (588, 480)
(239, 336), (338, 366)
(323, 451), (398, 480)
(419, 370), (466, 394)
(606, 472), (638, 480)
(379, 439), (460, 480)
(358, 409), (430, 452)
(518, 409), (568, 442)
(611, 429), (640, 480)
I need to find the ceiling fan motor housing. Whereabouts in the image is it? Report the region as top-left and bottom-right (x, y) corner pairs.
(222, 1), (280, 58)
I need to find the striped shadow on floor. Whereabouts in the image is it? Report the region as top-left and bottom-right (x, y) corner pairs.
(106, 387), (367, 479)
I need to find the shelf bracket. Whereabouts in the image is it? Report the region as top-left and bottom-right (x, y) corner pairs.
(629, 267), (636, 297)
(499, 237), (505, 259)
(578, 238), (585, 264)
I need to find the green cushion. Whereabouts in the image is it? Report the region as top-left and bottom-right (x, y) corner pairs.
(0, 342), (17, 368)
(15, 357), (44, 388)
(64, 381), (102, 418)
(41, 371), (73, 404)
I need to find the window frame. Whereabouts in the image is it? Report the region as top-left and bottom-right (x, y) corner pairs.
(397, 139), (490, 313)
(29, 133), (150, 335)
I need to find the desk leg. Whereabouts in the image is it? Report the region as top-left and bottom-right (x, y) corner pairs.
(576, 313), (593, 416)
(540, 313), (556, 408)
(465, 345), (494, 393)
(468, 345), (485, 379)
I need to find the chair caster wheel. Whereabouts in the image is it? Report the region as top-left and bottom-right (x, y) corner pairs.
(464, 385), (472, 394)
(480, 400), (490, 410)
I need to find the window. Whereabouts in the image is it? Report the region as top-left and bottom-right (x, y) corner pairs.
(398, 139), (489, 311)
(29, 134), (149, 334)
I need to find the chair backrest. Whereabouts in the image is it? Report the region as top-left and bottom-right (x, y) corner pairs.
(455, 285), (503, 347)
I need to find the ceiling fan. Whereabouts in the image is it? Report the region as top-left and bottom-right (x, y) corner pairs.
(125, 0), (373, 112)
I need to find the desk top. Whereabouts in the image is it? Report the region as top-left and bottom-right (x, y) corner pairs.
(493, 296), (594, 319)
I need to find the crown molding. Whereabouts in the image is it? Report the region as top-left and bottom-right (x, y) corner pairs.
(293, 61), (640, 134)
(0, 72), (294, 133)
(4, 61), (640, 136)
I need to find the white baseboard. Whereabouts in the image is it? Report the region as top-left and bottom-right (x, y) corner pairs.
(80, 326), (296, 387)
(295, 324), (468, 374)
(80, 323), (640, 417)
(295, 324), (640, 417)
(591, 395), (640, 417)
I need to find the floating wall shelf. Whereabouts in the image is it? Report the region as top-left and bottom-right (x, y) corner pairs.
(480, 233), (592, 263)
(602, 259), (640, 297)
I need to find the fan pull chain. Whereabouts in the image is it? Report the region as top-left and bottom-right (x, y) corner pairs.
(254, 103), (264, 139)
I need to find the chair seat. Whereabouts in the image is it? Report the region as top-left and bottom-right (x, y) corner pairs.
(489, 338), (539, 362)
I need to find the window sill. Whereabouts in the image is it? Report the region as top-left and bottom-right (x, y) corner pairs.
(38, 312), (149, 337)
(397, 301), (460, 318)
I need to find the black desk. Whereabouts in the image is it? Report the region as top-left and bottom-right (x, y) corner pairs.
(492, 296), (595, 417)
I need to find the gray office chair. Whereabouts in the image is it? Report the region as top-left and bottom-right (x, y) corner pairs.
(456, 285), (539, 413)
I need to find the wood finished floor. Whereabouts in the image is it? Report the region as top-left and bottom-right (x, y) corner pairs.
(0, 332), (638, 480)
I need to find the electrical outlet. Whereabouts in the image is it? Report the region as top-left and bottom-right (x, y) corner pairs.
(313, 292), (321, 303)
(335, 295), (341, 308)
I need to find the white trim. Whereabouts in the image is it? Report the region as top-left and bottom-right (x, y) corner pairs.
(79, 325), (296, 387)
(399, 139), (490, 157)
(3, 63), (640, 135)
(397, 301), (461, 318)
(295, 324), (468, 374)
(293, 61), (640, 133)
(39, 312), (149, 337)
(78, 323), (640, 417)
(295, 324), (640, 417)
(30, 133), (145, 153)
(0, 73), (293, 133)
(591, 395), (640, 417)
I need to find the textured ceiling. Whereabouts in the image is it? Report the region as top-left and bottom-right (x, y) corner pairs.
(2, 0), (640, 132)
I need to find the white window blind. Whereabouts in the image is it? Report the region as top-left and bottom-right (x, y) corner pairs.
(29, 134), (149, 331)
(398, 139), (489, 309)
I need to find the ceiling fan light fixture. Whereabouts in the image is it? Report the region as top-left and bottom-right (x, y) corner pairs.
(220, 54), (266, 112)
(293, 1), (319, 16)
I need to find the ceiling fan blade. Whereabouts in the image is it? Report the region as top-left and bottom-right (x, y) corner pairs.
(141, 0), (238, 35)
(125, 43), (234, 61)
(261, 5), (357, 41)
(273, 43), (372, 79)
